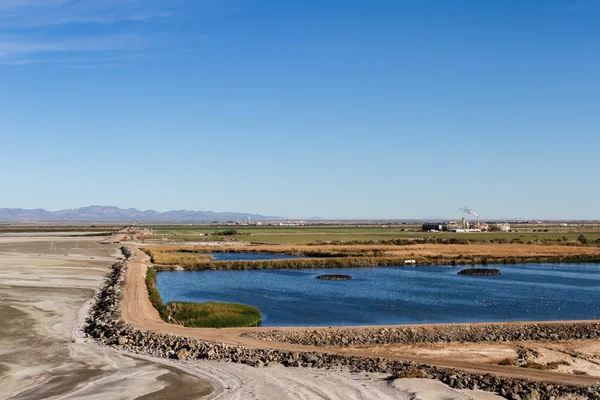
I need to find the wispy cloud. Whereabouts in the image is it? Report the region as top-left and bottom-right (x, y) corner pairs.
(66, 63), (123, 69)
(0, 0), (172, 27)
(1, 52), (152, 65)
(0, 34), (150, 55)
(0, 0), (184, 67)
(0, 0), (69, 12)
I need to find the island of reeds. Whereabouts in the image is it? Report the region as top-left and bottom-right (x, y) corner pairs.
(316, 274), (352, 280)
(458, 268), (501, 276)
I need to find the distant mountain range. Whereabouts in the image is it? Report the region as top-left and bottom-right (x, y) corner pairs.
(0, 206), (275, 223)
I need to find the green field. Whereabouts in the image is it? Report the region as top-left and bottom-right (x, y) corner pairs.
(149, 225), (600, 245)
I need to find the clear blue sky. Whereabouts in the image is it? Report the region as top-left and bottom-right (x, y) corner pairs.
(1, 0), (598, 220)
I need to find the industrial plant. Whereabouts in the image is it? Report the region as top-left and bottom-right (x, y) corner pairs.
(421, 206), (511, 233)
(422, 218), (483, 233)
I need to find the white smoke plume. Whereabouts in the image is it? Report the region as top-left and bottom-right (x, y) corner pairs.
(460, 206), (478, 217)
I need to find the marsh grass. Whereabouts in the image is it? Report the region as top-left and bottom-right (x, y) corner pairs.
(166, 301), (261, 328)
(153, 256), (418, 271)
(144, 243), (600, 272)
(144, 249), (213, 268)
(145, 267), (168, 319)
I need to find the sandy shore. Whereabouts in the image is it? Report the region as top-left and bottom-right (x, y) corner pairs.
(0, 237), (213, 400)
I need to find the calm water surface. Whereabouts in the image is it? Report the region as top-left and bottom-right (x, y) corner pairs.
(156, 263), (600, 326)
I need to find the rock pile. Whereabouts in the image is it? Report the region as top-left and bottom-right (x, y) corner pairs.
(243, 322), (600, 347)
(84, 247), (600, 400)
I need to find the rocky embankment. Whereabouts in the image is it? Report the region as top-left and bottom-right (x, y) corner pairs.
(84, 247), (600, 400)
(243, 322), (600, 347)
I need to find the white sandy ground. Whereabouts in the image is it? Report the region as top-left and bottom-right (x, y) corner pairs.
(0, 236), (505, 400)
(170, 361), (505, 400)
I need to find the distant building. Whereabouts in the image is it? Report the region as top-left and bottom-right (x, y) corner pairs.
(422, 222), (443, 232)
(448, 228), (482, 233)
(497, 224), (511, 232)
(445, 221), (458, 230)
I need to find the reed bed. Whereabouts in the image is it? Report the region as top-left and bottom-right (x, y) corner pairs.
(165, 302), (261, 328)
(145, 267), (167, 319)
(144, 249), (214, 269)
(145, 242), (600, 271)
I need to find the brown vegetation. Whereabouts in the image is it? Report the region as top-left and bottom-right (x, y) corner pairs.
(498, 358), (518, 366)
(144, 249), (213, 269)
(143, 243), (600, 271)
(573, 370), (589, 376)
(522, 360), (571, 370)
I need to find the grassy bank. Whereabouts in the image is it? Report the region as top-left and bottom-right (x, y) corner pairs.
(145, 265), (262, 327)
(145, 266), (167, 320)
(165, 302), (261, 328)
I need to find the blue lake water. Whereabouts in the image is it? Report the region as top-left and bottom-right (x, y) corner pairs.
(156, 263), (600, 327)
(209, 252), (306, 261)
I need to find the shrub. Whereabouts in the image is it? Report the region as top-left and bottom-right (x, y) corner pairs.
(577, 234), (588, 244)
(522, 360), (569, 370)
(522, 362), (548, 370)
(498, 358), (517, 366)
(545, 360), (570, 370)
(573, 370), (588, 375)
(214, 229), (239, 236)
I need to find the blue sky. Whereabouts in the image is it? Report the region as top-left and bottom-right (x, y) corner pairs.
(1, 0), (599, 220)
